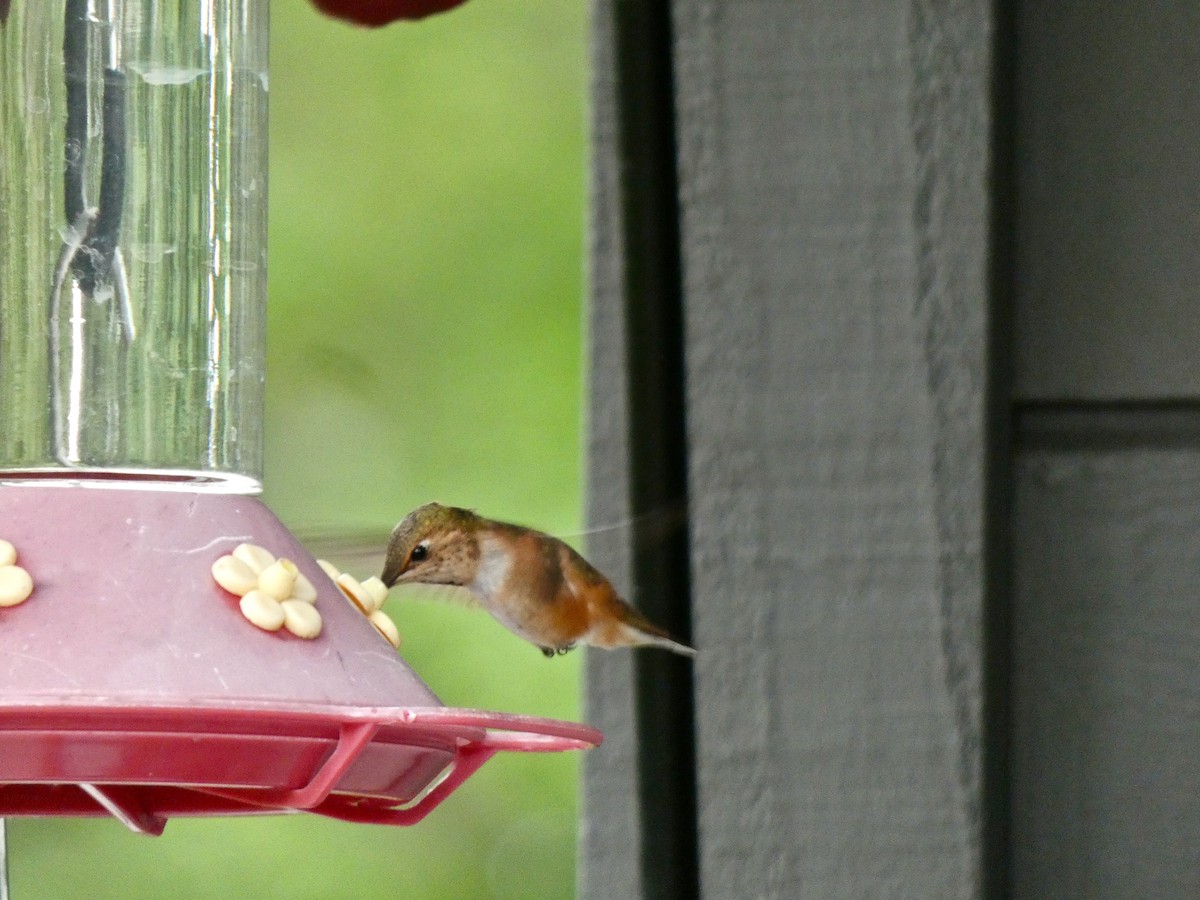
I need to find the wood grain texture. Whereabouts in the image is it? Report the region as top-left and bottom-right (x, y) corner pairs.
(1011, 449), (1200, 897)
(1014, 2), (1200, 400)
(672, 1), (993, 896)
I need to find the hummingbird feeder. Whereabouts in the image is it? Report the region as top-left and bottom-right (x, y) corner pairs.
(0, 0), (599, 846)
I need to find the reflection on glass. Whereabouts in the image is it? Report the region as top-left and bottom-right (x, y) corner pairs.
(0, 1), (267, 490)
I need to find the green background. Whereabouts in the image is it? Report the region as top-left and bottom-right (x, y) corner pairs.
(10, 1), (588, 896)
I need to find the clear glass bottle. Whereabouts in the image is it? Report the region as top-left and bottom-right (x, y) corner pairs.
(0, 0), (267, 490)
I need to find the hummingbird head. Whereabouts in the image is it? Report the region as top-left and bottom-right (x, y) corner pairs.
(381, 502), (483, 589)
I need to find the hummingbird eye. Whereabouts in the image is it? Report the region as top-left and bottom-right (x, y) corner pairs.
(410, 543), (429, 564)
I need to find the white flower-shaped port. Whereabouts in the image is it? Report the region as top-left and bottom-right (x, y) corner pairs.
(211, 543), (322, 639)
(318, 559), (402, 649)
(0, 538), (34, 608)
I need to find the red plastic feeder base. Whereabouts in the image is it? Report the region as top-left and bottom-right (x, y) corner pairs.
(0, 481), (600, 833)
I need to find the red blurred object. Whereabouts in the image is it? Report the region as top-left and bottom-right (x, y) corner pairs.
(311, 0), (470, 26)
(0, 483), (600, 833)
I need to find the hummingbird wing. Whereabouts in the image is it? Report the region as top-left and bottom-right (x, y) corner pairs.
(293, 525), (389, 576)
(391, 583), (481, 609)
(293, 526), (476, 605)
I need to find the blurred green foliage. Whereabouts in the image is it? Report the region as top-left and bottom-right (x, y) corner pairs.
(10, 1), (587, 897)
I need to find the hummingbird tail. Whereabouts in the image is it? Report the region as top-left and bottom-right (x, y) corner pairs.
(624, 626), (697, 658)
(608, 603), (696, 657)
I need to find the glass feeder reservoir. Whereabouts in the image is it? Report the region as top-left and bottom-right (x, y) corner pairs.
(1, 0), (266, 487)
(0, 0), (597, 838)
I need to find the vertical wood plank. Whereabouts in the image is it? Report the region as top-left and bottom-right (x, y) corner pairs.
(683, 1), (994, 896)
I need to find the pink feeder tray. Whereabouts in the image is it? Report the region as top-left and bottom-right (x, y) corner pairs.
(0, 481), (601, 835)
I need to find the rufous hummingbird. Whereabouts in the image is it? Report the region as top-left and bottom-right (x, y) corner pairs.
(380, 503), (696, 659)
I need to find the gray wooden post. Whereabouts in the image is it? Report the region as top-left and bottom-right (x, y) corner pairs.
(584, 1), (999, 897)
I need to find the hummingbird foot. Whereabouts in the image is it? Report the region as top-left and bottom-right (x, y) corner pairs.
(540, 643), (577, 658)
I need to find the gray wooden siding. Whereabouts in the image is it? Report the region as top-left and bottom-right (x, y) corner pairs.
(1010, 1), (1200, 896)
(1011, 438), (1200, 897)
(1014, 3), (1200, 400)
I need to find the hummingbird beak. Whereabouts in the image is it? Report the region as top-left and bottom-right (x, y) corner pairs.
(382, 559), (417, 589)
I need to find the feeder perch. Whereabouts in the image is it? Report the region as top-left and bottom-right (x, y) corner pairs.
(0, 1), (600, 838)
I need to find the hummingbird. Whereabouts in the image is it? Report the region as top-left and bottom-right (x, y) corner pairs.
(380, 503), (696, 659)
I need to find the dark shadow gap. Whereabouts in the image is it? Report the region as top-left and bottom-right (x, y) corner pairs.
(986, 1), (1018, 897)
(611, 1), (699, 897)
(1016, 401), (1200, 451)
